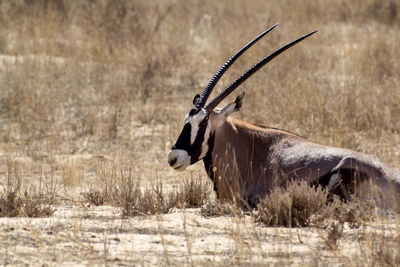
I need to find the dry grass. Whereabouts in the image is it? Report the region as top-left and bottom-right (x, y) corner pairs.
(255, 181), (381, 228)
(0, 159), (55, 217)
(0, 190), (54, 218)
(256, 180), (391, 230)
(255, 181), (329, 227)
(81, 170), (212, 215)
(0, 0), (400, 265)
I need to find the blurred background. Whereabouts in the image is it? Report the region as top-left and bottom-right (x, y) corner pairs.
(0, 0), (399, 191)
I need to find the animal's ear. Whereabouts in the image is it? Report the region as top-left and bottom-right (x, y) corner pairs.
(219, 92), (245, 118)
(192, 94), (200, 106)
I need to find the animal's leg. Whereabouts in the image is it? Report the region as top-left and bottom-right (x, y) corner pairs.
(325, 169), (358, 200)
(327, 171), (342, 191)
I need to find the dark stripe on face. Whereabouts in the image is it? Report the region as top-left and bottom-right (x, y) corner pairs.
(172, 117), (210, 165)
(172, 123), (192, 151)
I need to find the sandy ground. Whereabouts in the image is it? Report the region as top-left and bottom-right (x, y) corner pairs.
(0, 107), (398, 266)
(1, 203), (396, 266)
(1, 6), (399, 265)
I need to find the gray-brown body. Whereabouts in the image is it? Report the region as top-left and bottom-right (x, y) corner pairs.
(207, 116), (400, 206)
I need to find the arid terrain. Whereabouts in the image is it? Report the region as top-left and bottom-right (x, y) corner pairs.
(0, 1), (400, 266)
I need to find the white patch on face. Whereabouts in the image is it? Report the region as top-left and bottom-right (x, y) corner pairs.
(188, 109), (212, 160)
(185, 109), (208, 145)
(182, 108), (212, 162)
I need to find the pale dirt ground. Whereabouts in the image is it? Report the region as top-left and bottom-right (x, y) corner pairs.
(0, 99), (399, 266)
(0, 203), (397, 266)
(0, 108), (399, 266)
(1, 3), (400, 265)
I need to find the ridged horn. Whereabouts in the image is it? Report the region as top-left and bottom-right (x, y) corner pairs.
(205, 30), (318, 112)
(195, 23), (279, 108)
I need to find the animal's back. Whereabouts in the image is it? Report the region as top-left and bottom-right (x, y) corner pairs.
(211, 117), (400, 205)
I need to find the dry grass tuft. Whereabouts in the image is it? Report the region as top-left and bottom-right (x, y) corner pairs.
(332, 198), (378, 228)
(177, 175), (213, 208)
(118, 177), (213, 216)
(81, 173), (213, 216)
(255, 180), (382, 228)
(81, 187), (106, 206)
(0, 158), (56, 218)
(255, 181), (329, 227)
(120, 182), (176, 216)
(0, 189), (55, 218)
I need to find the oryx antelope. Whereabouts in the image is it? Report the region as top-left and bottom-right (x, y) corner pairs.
(168, 24), (400, 208)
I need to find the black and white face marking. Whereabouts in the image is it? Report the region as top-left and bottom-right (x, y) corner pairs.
(168, 108), (212, 171)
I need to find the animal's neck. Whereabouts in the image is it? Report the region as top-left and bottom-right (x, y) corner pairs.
(202, 117), (279, 202)
(202, 117), (275, 177)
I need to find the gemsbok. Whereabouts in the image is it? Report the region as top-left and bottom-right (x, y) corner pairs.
(168, 24), (400, 208)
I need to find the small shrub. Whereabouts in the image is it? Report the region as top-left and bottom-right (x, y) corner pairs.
(254, 180), (384, 228)
(121, 177), (213, 216)
(176, 176), (213, 208)
(332, 197), (378, 228)
(0, 190), (55, 218)
(81, 188), (106, 206)
(255, 181), (329, 227)
(0, 164), (55, 218)
(81, 172), (213, 216)
(121, 182), (176, 216)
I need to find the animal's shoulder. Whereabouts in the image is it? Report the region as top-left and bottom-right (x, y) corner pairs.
(229, 117), (306, 140)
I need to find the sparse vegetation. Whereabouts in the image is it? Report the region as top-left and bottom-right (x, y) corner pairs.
(0, 171), (55, 217)
(82, 170), (212, 215)
(255, 181), (329, 227)
(0, 190), (54, 218)
(255, 181), (382, 228)
(0, 0), (399, 265)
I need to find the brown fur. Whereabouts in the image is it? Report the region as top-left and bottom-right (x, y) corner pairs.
(208, 115), (400, 207)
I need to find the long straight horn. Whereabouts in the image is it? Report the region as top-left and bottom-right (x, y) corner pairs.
(195, 23), (279, 108)
(205, 30), (318, 112)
